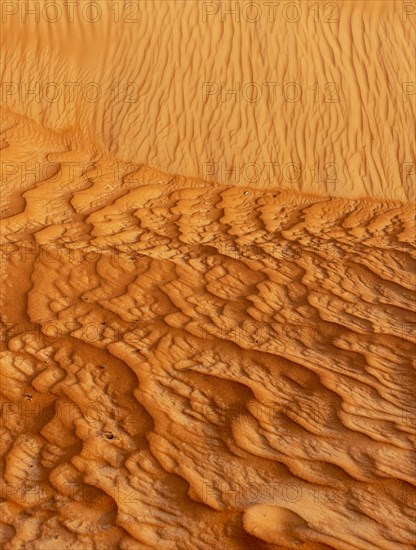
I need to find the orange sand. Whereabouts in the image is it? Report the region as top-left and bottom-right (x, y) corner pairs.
(1, 1), (415, 549)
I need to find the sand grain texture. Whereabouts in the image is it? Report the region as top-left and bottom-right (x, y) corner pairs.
(1, 1), (415, 549)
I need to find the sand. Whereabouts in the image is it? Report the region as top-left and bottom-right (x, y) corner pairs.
(0, 1), (415, 549)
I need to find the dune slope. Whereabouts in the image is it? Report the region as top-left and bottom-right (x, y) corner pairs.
(1, 110), (415, 549)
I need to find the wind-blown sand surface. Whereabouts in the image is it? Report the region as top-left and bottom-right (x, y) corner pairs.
(1, 1), (415, 549)
(1, 0), (415, 200)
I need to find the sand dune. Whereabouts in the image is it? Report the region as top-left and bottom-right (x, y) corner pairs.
(1, 0), (415, 200)
(1, 1), (415, 549)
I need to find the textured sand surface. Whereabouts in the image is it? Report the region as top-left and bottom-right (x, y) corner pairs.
(1, 1), (415, 549)
(1, 0), (415, 200)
